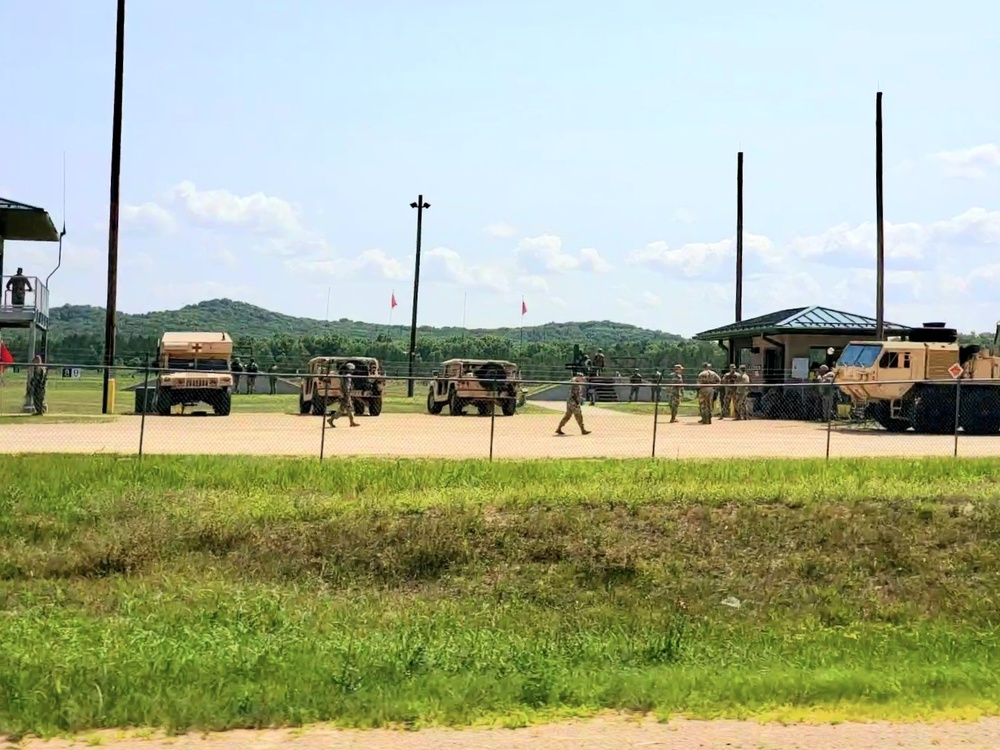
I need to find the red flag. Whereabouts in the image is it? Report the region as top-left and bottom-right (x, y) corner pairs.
(391, 292), (398, 309)
(521, 299), (527, 316)
(0, 342), (12, 373)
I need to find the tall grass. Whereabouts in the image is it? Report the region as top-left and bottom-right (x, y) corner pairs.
(3, 455), (1000, 735)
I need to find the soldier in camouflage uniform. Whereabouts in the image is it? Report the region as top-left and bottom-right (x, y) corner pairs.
(27, 355), (47, 415)
(651, 370), (663, 403)
(668, 364), (684, 423)
(719, 364), (737, 419)
(268, 364), (279, 395)
(556, 374), (591, 435)
(327, 362), (359, 428)
(696, 362), (721, 424)
(734, 365), (751, 420)
(628, 369), (642, 402)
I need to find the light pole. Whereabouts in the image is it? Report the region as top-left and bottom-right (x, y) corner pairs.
(407, 195), (430, 397)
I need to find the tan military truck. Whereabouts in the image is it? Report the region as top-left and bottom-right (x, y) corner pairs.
(299, 356), (385, 416)
(835, 322), (1000, 434)
(154, 332), (234, 416)
(427, 358), (520, 416)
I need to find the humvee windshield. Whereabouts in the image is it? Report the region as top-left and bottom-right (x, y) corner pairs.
(167, 357), (230, 371)
(837, 343), (882, 368)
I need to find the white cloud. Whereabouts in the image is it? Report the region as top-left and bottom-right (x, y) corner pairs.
(616, 290), (663, 313)
(629, 233), (778, 277)
(285, 248), (407, 281)
(120, 202), (177, 235)
(549, 296), (568, 309)
(515, 234), (612, 275)
(425, 247), (509, 292)
(152, 280), (254, 303)
(166, 180), (305, 234)
(931, 143), (1000, 180)
(519, 275), (550, 293)
(484, 222), (517, 238)
(671, 208), (697, 224)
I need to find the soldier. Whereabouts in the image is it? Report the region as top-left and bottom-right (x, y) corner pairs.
(593, 349), (606, 375)
(651, 370), (663, 403)
(719, 364), (737, 418)
(328, 362), (360, 428)
(696, 362), (721, 424)
(5, 268), (32, 308)
(734, 365), (751, 420)
(268, 364), (279, 395)
(818, 364), (837, 422)
(629, 369), (642, 402)
(668, 364), (684, 423)
(231, 358), (243, 394)
(245, 358), (259, 394)
(27, 355), (47, 415)
(556, 373), (591, 435)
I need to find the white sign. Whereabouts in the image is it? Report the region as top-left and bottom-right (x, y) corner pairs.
(61, 367), (82, 379)
(791, 357), (810, 380)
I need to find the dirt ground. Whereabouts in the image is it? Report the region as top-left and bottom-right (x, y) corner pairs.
(21, 716), (1000, 749)
(0, 406), (988, 459)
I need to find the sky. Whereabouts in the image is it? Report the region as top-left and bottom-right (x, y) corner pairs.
(2, 0), (999, 337)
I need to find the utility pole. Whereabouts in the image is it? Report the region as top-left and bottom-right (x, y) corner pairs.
(875, 91), (885, 340)
(102, 0), (126, 415)
(735, 151), (744, 324)
(407, 195), (430, 397)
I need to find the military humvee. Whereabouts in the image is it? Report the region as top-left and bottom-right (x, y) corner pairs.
(427, 358), (520, 416)
(299, 356), (385, 416)
(154, 332), (234, 416)
(835, 322), (1000, 434)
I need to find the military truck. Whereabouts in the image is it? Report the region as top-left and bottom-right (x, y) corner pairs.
(427, 358), (520, 416)
(299, 356), (385, 416)
(153, 332), (234, 416)
(834, 322), (1000, 434)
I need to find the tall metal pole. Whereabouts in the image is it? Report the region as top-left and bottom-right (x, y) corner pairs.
(102, 0), (126, 415)
(735, 151), (744, 324)
(407, 195), (429, 397)
(875, 91), (885, 341)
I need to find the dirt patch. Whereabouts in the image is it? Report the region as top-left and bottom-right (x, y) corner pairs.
(23, 716), (1000, 749)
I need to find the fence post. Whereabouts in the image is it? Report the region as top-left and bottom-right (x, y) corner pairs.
(138, 356), (151, 460)
(651, 390), (660, 458)
(825, 404), (832, 461)
(488, 378), (497, 462)
(953, 378), (962, 458)
(319, 362), (329, 461)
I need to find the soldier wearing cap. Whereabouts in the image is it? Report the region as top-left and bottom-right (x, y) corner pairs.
(696, 362), (721, 424)
(818, 364), (836, 422)
(328, 362), (360, 428)
(668, 364), (685, 423)
(557, 373), (591, 436)
(734, 365), (751, 420)
(719, 364), (737, 419)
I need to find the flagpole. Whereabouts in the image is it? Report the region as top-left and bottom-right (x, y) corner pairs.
(462, 292), (468, 340)
(519, 295), (524, 351)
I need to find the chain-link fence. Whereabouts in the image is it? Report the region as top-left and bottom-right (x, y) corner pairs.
(2, 362), (998, 461)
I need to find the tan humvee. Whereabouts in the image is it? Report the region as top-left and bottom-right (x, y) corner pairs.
(835, 322), (1000, 434)
(300, 356), (385, 416)
(427, 358), (520, 416)
(154, 332), (234, 415)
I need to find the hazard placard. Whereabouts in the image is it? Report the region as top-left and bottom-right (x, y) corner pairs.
(948, 362), (964, 379)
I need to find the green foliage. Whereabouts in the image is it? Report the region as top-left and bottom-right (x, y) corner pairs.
(2, 455), (1000, 734)
(1, 299), (723, 375)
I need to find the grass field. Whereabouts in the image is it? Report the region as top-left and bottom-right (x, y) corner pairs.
(3, 455), (1000, 738)
(0, 374), (548, 417)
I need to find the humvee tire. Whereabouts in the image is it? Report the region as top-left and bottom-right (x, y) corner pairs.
(449, 389), (464, 416)
(311, 396), (327, 416)
(155, 389), (172, 416)
(501, 398), (516, 416)
(476, 401), (491, 416)
(427, 392), (444, 414)
(354, 399), (366, 416)
(299, 392), (310, 414)
(369, 396), (383, 416)
(213, 391), (232, 416)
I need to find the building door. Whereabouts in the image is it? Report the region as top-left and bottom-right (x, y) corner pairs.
(763, 348), (783, 384)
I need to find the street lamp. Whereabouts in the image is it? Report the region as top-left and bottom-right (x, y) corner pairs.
(407, 195), (430, 397)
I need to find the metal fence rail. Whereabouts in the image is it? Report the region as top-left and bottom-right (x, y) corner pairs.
(1, 362), (998, 462)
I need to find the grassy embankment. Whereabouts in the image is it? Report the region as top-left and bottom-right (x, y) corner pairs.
(2, 455), (1000, 737)
(0, 375), (549, 418)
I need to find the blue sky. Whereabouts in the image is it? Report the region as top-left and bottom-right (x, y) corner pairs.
(2, 0), (999, 336)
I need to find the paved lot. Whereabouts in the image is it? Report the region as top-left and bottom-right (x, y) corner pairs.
(23, 716), (1000, 749)
(0, 408), (989, 459)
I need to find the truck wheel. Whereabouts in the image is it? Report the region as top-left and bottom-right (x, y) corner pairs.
(427, 391), (443, 414)
(449, 390), (464, 416)
(155, 390), (172, 416)
(368, 397), (383, 416)
(959, 388), (1000, 435)
(476, 401), (491, 416)
(912, 388), (954, 434)
(214, 391), (232, 416)
(501, 398), (516, 416)
(354, 399), (366, 416)
(299, 392), (310, 414)
(311, 396), (326, 416)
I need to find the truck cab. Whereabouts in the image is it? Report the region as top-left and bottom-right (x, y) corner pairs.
(154, 332), (234, 416)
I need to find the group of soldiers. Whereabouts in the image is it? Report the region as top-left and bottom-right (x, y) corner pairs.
(557, 361), (754, 434)
(231, 358), (281, 395)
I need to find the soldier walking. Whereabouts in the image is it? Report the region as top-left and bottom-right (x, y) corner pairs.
(697, 362), (721, 424)
(818, 364), (837, 422)
(629, 369), (642, 402)
(231, 358), (243, 394)
(556, 374), (591, 435)
(734, 365), (751, 420)
(268, 364), (279, 395)
(27, 355), (47, 415)
(593, 349), (606, 375)
(327, 362), (360, 428)
(246, 358), (259, 394)
(719, 364), (737, 418)
(651, 370), (663, 403)
(668, 364), (684, 423)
